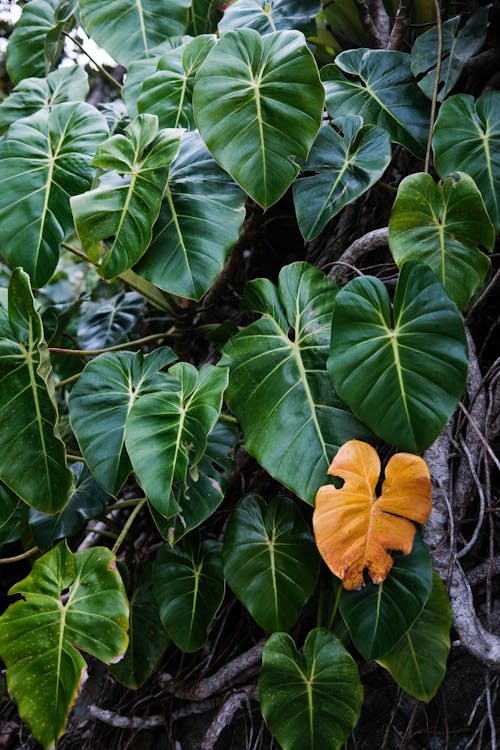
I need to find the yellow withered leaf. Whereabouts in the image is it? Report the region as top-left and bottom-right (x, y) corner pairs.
(313, 440), (432, 590)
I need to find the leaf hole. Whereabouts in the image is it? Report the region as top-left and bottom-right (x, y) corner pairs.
(287, 327), (295, 342)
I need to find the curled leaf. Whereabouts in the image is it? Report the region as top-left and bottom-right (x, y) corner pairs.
(313, 440), (431, 590)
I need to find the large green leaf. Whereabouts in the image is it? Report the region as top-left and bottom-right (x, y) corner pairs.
(218, 0), (322, 36)
(378, 571), (452, 701)
(71, 115), (181, 280)
(328, 261), (468, 453)
(193, 28), (324, 209)
(0, 269), (71, 512)
(0, 102), (108, 288)
(0, 542), (129, 750)
(77, 291), (145, 350)
(339, 534), (433, 661)
(69, 347), (177, 495)
(389, 172), (494, 309)
(153, 535), (225, 652)
(433, 92), (500, 230)
(220, 262), (373, 504)
(223, 494), (319, 631)
(322, 49), (431, 158)
(125, 363), (228, 518)
(134, 130), (246, 300)
(187, 0), (221, 34)
(77, 0), (191, 66)
(258, 629), (363, 750)
(293, 117), (391, 241)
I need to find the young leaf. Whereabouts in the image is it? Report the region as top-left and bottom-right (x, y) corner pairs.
(313, 440), (432, 589)
(218, 0), (322, 36)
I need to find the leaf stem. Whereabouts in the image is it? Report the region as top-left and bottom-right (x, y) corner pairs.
(62, 32), (122, 90)
(219, 413), (238, 425)
(0, 546), (39, 564)
(112, 497), (147, 555)
(107, 497), (147, 512)
(49, 329), (175, 357)
(55, 372), (81, 390)
(66, 453), (83, 462)
(424, 0), (443, 173)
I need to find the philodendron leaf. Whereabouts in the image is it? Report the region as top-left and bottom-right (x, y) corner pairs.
(193, 28), (324, 209)
(71, 114), (181, 279)
(223, 494), (320, 632)
(378, 571), (452, 701)
(433, 91), (500, 230)
(220, 262), (373, 504)
(0, 542), (129, 750)
(389, 172), (495, 309)
(218, 0), (322, 36)
(0, 269), (71, 512)
(322, 49), (431, 158)
(313, 440), (432, 590)
(134, 130), (246, 300)
(339, 534), (433, 660)
(69, 347), (177, 495)
(293, 117), (391, 240)
(77, 290), (145, 350)
(0, 102), (108, 288)
(153, 535), (225, 652)
(329, 261), (468, 453)
(258, 629), (363, 750)
(0, 484), (23, 548)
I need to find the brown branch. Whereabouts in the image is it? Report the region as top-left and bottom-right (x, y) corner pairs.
(201, 686), (258, 750)
(467, 557), (500, 587)
(88, 705), (165, 729)
(327, 227), (389, 284)
(354, 0), (388, 47)
(387, 0), (412, 50)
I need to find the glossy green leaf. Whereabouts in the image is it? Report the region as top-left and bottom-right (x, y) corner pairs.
(0, 66), (88, 134)
(0, 484), (23, 548)
(126, 363), (228, 518)
(69, 347), (177, 495)
(389, 172), (494, 309)
(329, 261), (468, 453)
(223, 494), (319, 632)
(111, 562), (169, 689)
(77, 0), (191, 66)
(134, 130), (246, 300)
(322, 49), (431, 157)
(220, 262), (373, 504)
(0, 269), (71, 512)
(193, 28), (324, 209)
(153, 535), (225, 652)
(77, 291), (145, 350)
(71, 114), (181, 279)
(411, 9), (488, 102)
(293, 117), (391, 240)
(378, 571), (452, 701)
(218, 0), (322, 36)
(0, 542), (129, 750)
(258, 629), (363, 750)
(433, 92), (500, 230)
(0, 102), (108, 288)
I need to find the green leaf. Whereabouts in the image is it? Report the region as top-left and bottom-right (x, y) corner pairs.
(433, 91), (500, 230)
(220, 262), (373, 504)
(0, 542), (129, 750)
(258, 629), (363, 750)
(71, 114), (181, 280)
(153, 535), (225, 652)
(328, 261), (468, 453)
(411, 9), (488, 102)
(293, 117), (392, 240)
(134, 130), (246, 300)
(378, 571), (452, 701)
(0, 66), (88, 134)
(322, 49), (431, 158)
(339, 534), (433, 661)
(193, 28), (324, 209)
(218, 0), (322, 36)
(0, 102), (108, 288)
(0, 484), (23, 548)
(69, 347), (177, 495)
(389, 172), (494, 309)
(223, 494), (319, 632)
(187, 0), (221, 34)
(77, 291), (145, 350)
(126, 363), (228, 518)
(77, 0), (191, 66)
(0, 269), (71, 512)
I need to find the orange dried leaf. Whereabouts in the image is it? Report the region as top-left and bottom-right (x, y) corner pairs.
(313, 440), (432, 590)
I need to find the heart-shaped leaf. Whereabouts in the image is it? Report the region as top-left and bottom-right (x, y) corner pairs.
(193, 28), (324, 209)
(71, 114), (181, 279)
(293, 117), (391, 240)
(258, 629), (363, 750)
(220, 262), (373, 504)
(313, 440), (432, 590)
(218, 0), (322, 36)
(328, 261), (468, 453)
(223, 494), (320, 632)
(0, 542), (129, 750)
(322, 49), (431, 158)
(389, 172), (494, 309)
(339, 533), (433, 660)
(77, 291), (145, 350)
(0, 102), (108, 287)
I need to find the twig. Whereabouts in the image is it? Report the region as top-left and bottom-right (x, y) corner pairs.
(201, 686), (258, 750)
(327, 227), (389, 284)
(112, 498), (147, 555)
(387, 0), (412, 50)
(424, 0), (443, 173)
(63, 32), (122, 90)
(455, 437), (486, 559)
(467, 557), (500, 587)
(88, 705), (164, 729)
(49, 330), (174, 357)
(458, 402), (500, 472)
(0, 546), (39, 564)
